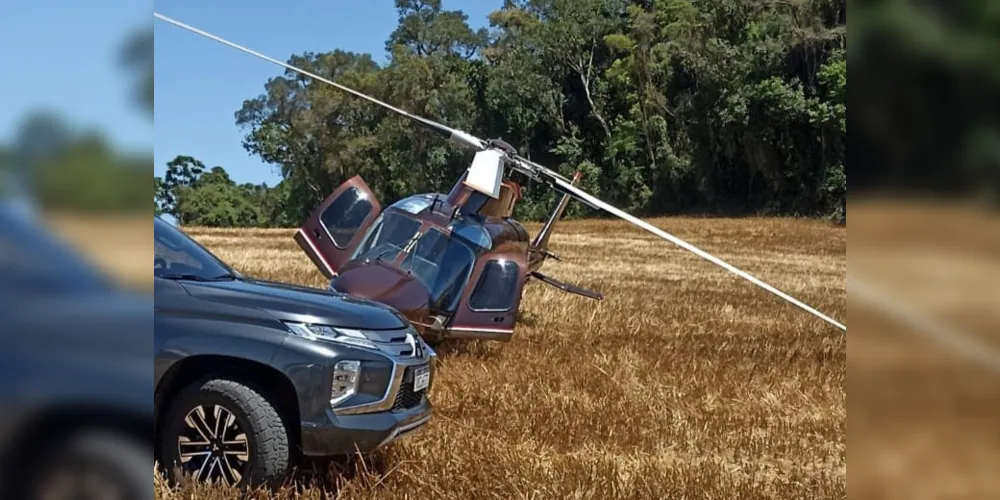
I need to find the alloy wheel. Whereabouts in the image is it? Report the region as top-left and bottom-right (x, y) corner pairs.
(176, 404), (250, 486)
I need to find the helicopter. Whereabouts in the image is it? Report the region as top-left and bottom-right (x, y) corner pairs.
(294, 165), (596, 342)
(155, 13), (847, 342)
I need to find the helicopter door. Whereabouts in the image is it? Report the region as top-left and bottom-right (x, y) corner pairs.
(447, 253), (528, 342)
(295, 176), (382, 279)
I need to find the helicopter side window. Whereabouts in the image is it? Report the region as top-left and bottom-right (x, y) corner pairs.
(468, 259), (520, 312)
(320, 187), (373, 249)
(448, 219), (491, 250)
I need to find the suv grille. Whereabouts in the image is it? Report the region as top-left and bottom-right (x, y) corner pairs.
(392, 366), (427, 411)
(365, 327), (427, 359)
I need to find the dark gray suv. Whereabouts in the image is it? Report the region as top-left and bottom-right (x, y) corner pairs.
(154, 217), (435, 487)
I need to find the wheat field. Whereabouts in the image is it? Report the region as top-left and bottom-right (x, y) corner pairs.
(143, 215), (847, 499)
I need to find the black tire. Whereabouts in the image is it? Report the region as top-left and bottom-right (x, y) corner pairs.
(158, 378), (291, 489)
(15, 431), (151, 500)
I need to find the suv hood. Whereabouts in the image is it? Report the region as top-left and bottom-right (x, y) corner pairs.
(179, 278), (409, 330)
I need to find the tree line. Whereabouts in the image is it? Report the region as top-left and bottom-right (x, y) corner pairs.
(1, 26), (151, 213)
(0, 113), (150, 212)
(153, 155), (296, 227)
(157, 0), (847, 227)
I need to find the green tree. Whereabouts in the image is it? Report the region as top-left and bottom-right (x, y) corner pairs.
(158, 155), (206, 218)
(236, 50), (386, 222)
(34, 133), (150, 212)
(154, 176), (165, 216)
(175, 166), (263, 226)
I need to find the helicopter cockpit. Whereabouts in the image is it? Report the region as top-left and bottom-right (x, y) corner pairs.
(346, 194), (493, 313)
(297, 176), (531, 341)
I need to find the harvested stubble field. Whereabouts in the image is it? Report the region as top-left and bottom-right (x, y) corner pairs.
(151, 216), (846, 499)
(849, 200), (1000, 500)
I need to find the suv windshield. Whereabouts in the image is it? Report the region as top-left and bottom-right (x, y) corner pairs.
(154, 218), (236, 281)
(0, 205), (114, 295)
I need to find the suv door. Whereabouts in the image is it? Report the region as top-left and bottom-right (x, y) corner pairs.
(295, 176), (382, 279)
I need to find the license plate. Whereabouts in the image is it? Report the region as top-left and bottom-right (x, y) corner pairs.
(413, 365), (430, 392)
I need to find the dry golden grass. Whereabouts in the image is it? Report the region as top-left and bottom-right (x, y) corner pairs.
(44, 213), (152, 289)
(848, 198), (1000, 500)
(150, 215), (846, 499)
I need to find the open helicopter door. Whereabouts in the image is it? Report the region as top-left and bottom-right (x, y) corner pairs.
(445, 249), (529, 342)
(295, 176), (382, 279)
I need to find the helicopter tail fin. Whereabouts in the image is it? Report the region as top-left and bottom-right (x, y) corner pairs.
(528, 171), (582, 270)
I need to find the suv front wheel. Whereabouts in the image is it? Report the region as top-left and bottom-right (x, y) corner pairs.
(158, 378), (291, 488)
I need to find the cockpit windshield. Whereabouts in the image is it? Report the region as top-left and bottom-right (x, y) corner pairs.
(400, 228), (477, 312)
(351, 202), (491, 313)
(353, 211), (422, 263)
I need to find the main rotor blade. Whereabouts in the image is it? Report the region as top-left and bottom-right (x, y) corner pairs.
(540, 171), (847, 332)
(153, 12), (486, 151)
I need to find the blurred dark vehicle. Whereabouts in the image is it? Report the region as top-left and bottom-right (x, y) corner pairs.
(0, 201), (151, 500)
(153, 217), (435, 489)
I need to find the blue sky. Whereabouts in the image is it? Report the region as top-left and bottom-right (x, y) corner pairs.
(0, 1), (152, 154)
(154, 0), (498, 187)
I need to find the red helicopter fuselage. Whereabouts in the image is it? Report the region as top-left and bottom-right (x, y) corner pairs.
(295, 173), (571, 342)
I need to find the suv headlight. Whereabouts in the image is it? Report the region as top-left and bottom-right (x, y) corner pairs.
(283, 321), (378, 350)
